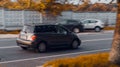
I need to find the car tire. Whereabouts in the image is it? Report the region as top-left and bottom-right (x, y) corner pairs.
(20, 46), (28, 50)
(73, 27), (80, 33)
(37, 42), (47, 53)
(95, 27), (101, 32)
(71, 40), (80, 49)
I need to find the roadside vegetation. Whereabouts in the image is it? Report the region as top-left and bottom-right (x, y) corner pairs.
(0, 30), (20, 34)
(43, 53), (119, 67)
(0, 0), (117, 15)
(104, 26), (115, 30)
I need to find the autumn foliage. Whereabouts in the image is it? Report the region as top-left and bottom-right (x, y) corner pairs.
(0, 0), (117, 15)
(43, 53), (119, 67)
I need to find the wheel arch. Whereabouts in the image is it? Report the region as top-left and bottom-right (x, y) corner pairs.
(72, 38), (81, 46)
(36, 40), (48, 48)
(94, 26), (101, 29)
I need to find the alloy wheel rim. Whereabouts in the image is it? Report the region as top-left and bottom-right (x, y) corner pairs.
(95, 28), (100, 32)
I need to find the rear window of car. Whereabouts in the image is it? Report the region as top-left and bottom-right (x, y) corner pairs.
(22, 26), (34, 33)
(34, 25), (57, 33)
(58, 21), (67, 24)
(67, 20), (79, 24)
(58, 20), (79, 24)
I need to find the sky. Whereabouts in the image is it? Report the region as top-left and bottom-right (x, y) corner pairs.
(11, 0), (117, 4)
(91, 0), (116, 4)
(66, 0), (117, 5)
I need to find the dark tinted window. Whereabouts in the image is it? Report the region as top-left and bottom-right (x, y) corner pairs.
(57, 26), (68, 34)
(58, 20), (79, 25)
(67, 20), (79, 24)
(58, 21), (67, 24)
(90, 20), (97, 23)
(34, 25), (57, 33)
(82, 20), (90, 24)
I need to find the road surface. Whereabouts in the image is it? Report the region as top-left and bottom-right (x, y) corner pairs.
(0, 31), (114, 67)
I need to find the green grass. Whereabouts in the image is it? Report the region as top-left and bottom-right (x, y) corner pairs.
(43, 53), (120, 67)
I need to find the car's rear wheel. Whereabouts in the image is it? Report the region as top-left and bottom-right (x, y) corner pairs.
(73, 28), (80, 33)
(37, 42), (47, 53)
(71, 40), (79, 49)
(20, 46), (28, 50)
(95, 27), (101, 32)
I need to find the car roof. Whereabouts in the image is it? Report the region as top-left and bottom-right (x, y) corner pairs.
(61, 19), (80, 21)
(24, 23), (57, 27)
(83, 19), (100, 21)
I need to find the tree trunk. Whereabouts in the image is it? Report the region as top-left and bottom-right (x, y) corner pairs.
(28, 0), (32, 8)
(109, 0), (120, 64)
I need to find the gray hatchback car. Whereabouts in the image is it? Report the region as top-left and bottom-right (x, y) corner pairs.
(16, 24), (81, 53)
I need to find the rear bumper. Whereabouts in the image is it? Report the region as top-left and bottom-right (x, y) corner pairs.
(16, 38), (34, 48)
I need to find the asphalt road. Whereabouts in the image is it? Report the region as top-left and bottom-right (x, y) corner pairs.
(0, 31), (114, 67)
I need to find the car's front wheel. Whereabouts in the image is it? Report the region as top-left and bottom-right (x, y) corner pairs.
(73, 27), (80, 33)
(37, 42), (47, 53)
(95, 27), (101, 32)
(71, 40), (80, 49)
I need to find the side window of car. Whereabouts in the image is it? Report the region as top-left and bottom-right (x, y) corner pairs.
(35, 26), (57, 33)
(90, 20), (97, 23)
(83, 20), (90, 24)
(68, 21), (79, 24)
(67, 20), (78, 24)
(58, 21), (67, 25)
(48, 26), (57, 33)
(57, 26), (68, 34)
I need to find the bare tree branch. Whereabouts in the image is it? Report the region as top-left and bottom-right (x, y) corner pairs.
(109, 0), (114, 4)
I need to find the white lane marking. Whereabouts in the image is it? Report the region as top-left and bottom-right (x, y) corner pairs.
(0, 46), (19, 49)
(0, 38), (113, 49)
(0, 48), (110, 64)
(0, 39), (16, 41)
(36, 66), (43, 67)
(82, 38), (113, 42)
(77, 33), (113, 36)
(77, 31), (113, 35)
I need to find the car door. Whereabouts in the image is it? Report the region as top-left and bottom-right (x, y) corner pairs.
(82, 20), (96, 29)
(36, 25), (62, 46)
(82, 20), (91, 29)
(89, 20), (97, 29)
(54, 26), (73, 46)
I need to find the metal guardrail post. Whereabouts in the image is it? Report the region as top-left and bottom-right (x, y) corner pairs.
(22, 10), (24, 26)
(40, 13), (43, 23)
(2, 8), (5, 30)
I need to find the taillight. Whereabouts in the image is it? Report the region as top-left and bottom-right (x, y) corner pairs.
(31, 35), (37, 41)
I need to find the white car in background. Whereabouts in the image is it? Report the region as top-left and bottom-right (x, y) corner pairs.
(81, 19), (105, 32)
